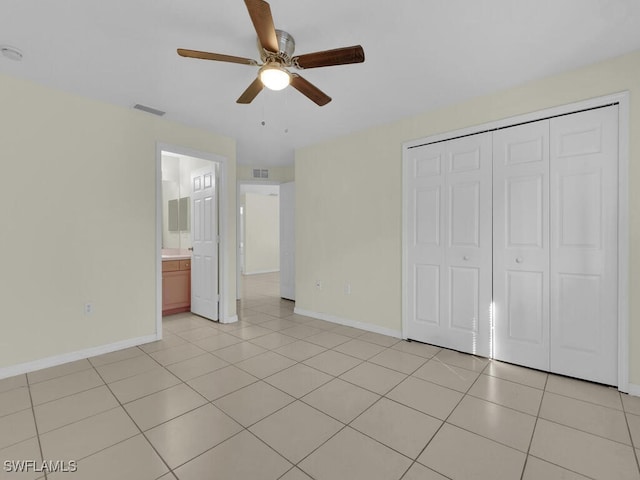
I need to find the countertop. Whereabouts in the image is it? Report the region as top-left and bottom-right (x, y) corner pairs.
(162, 254), (191, 260)
(161, 248), (191, 261)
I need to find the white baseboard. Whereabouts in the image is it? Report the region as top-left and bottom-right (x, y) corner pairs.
(243, 269), (280, 275)
(0, 333), (161, 380)
(626, 383), (640, 397)
(294, 308), (402, 339)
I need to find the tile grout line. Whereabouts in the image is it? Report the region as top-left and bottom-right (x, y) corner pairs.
(524, 369), (627, 480)
(171, 296), (540, 476)
(150, 313), (297, 473)
(622, 390), (640, 476)
(410, 361), (540, 459)
(138, 314), (315, 476)
(30, 365), (142, 472)
(42, 343), (232, 476)
(519, 364), (549, 480)
(90, 354), (207, 479)
(25, 374), (48, 480)
(208, 313), (480, 478)
(542, 386), (627, 412)
(395, 360), (479, 480)
(204, 310), (418, 478)
(146, 315), (306, 476)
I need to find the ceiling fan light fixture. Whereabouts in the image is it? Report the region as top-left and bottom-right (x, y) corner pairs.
(259, 63), (291, 91)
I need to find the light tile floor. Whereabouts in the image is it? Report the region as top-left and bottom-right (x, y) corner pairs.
(1, 273), (640, 479)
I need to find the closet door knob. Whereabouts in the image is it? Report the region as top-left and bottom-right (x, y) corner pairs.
(516, 257), (523, 263)
(463, 255), (469, 261)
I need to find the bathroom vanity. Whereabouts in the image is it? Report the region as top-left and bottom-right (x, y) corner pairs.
(162, 253), (191, 315)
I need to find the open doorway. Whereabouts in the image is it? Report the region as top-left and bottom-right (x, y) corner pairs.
(236, 180), (295, 305)
(238, 184), (280, 302)
(156, 144), (231, 336)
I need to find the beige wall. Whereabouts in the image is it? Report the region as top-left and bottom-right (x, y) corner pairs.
(295, 49), (640, 383)
(244, 193), (280, 274)
(0, 73), (236, 371)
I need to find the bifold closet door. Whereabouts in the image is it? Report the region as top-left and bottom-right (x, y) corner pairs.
(492, 106), (619, 385)
(405, 133), (492, 357)
(550, 106), (619, 385)
(493, 120), (550, 371)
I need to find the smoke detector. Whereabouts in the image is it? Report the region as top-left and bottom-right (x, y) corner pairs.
(1, 46), (23, 62)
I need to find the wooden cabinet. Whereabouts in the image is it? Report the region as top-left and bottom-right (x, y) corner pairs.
(162, 259), (191, 316)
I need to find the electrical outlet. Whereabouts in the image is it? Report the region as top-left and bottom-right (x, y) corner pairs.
(84, 303), (93, 315)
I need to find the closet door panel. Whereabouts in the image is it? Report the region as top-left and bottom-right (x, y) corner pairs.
(505, 270), (544, 343)
(550, 106), (619, 385)
(449, 266), (479, 332)
(415, 264), (440, 325)
(556, 273), (601, 352)
(506, 175), (543, 247)
(406, 143), (447, 341)
(415, 187), (441, 246)
(450, 182), (480, 247)
(558, 171), (602, 248)
(493, 120), (550, 370)
(444, 134), (493, 356)
(406, 133), (492, 357)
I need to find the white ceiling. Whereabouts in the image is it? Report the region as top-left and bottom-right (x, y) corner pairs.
(2, 0), (640, 167)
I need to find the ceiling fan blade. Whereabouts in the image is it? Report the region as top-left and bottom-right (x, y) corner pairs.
(237, 77), (264, 104)
(293, 45), (365, 69)
(244, 0), (279, 53)
(177, 49), (257, 66)
(290, 74), (331, 106)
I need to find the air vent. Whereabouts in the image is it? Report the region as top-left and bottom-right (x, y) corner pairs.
(252, 169), (269, 179)
(133, 104), (166, 116)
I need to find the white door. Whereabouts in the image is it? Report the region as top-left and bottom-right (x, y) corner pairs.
(191, 165), (219, 321)
(493, 120), (551, 370)
(405, 133), (492, 356)
(280, 182), (295, 300)
(550, 106), (619, 385)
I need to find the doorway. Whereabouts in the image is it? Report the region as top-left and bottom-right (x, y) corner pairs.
(237, 183), (280, 301)
(156, 144), (231, 336)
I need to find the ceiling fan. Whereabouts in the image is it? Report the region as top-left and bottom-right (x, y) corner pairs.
(177, 0), (365, 106)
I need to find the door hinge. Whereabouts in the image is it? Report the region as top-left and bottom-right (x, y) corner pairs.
(216, 235), (221, 244)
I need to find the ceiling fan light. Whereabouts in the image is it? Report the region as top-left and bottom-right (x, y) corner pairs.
(259, 64), (291, 91)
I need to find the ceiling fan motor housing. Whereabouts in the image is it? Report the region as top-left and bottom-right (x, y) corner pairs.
(259, 29), (295, 63)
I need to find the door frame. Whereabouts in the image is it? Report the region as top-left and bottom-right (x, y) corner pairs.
(236, 179), (281, 300)
(402, 91), (630, 392)
(156, 143), (232, 336)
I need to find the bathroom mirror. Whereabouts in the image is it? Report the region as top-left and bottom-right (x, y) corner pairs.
(168, 196), (190, 232)
(168, 199), (179, 231)
(162, 153), (211, 250)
